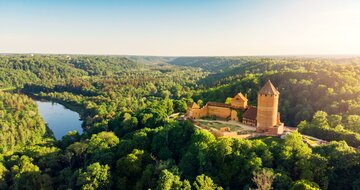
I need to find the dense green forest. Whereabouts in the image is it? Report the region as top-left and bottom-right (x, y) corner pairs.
(1, 54), (360, 189)
(0, 92), (48, 152)
(173, 57), (360, 125)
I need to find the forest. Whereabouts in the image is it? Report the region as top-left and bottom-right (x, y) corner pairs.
(1, 54), (360, 189)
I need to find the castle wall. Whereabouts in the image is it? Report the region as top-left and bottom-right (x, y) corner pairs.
(199, 106), (209, 118)
(187, 105), (209, 119)
(243, 118), (256, 127)
(257, 94), (279, 131)
(187, 109), (198, 119)
(230, 110), (239, 121)
(266, 123), (284, 135)
(188, 104), (241, 121)
(211, 129), (238, 138)
(207, 105), (231, 119)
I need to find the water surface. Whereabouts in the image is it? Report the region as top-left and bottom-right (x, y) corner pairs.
(36, 101), (83, 140)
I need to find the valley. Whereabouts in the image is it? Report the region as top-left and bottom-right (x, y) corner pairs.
(0, 55), (360, 189)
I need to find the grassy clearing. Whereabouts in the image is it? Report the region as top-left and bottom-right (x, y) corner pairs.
(0, 86), (16, 91)
(303, 136), (319, 146)
(250, 136), (284, 144)
(197, 121), (252, 133)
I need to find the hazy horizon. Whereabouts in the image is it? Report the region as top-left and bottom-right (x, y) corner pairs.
(2, 53), (360, 58)
(1, 0), (359, 56)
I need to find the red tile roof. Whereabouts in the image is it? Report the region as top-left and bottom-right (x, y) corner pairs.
(207, 102), (232, 108)
(243, 106), (257, 120)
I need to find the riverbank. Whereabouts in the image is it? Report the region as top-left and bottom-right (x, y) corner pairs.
(23, 91), (87, 120)
(36, 100), (83, 140)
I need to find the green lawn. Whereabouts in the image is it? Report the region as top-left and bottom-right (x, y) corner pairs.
(0, 86), (16, 91)
(303, 136), (319, 146)
(197, 121), (252, 134)
(250, 136), (284, 144)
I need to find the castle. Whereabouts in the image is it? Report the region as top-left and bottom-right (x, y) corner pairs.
(186, 80), (284, 135)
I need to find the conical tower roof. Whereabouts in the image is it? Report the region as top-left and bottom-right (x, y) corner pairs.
(259, 80), (279, 95)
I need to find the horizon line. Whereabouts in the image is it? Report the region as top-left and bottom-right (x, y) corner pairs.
(1, 52), (360, 58)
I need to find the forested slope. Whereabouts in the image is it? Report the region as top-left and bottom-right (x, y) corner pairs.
(0, 92), (47, 151)
(174, 57), (360, 126)
(0, 55), (87, 88)
(0, 55), (143, 88)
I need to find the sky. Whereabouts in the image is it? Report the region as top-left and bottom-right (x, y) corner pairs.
(0, 0), (359, 56)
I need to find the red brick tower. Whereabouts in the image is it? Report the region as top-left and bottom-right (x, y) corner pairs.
(256, 80), (280, 132)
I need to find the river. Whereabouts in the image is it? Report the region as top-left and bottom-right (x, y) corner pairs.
(36, 101), (83, 140)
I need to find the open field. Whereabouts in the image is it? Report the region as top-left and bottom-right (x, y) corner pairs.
(195, 119), (256, 134)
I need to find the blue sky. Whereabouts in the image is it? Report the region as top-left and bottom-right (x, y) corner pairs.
(1, 0), (359, 56)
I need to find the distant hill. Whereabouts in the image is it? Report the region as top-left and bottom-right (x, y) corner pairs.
(125, 56), (176, 65)
(169, 57), (248, 72)
(0, 55), (140, 88)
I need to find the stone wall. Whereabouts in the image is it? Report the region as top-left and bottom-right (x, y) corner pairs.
(266, 123), (284, 135)
(187, 104), (210, 119)
(230, 110), (239, 121)
(199, 106), (209, 118)
(243, 118), (256, 126)
(187, 105), (241, 122)
(207, 105), (232, 119)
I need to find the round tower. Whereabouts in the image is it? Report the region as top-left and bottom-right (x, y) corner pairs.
(256, 80), (280, 132)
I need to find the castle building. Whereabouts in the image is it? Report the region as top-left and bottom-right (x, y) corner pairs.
(186, 80), (284, 135)
(186, 92), (248, 121)
(255, 80), (284, 134)
(242, 106), (257, 126)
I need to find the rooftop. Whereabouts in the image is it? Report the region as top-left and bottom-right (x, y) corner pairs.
(188, 102), (200, 109)
(259, 80), (280, 95)
(234, 92), (248, 101)
(207, 102), (232, 108)
(243, 106), (257, 120)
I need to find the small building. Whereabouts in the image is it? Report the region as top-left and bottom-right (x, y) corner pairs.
(243, 106), (257, 126)
(231, 93), (248, 108)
